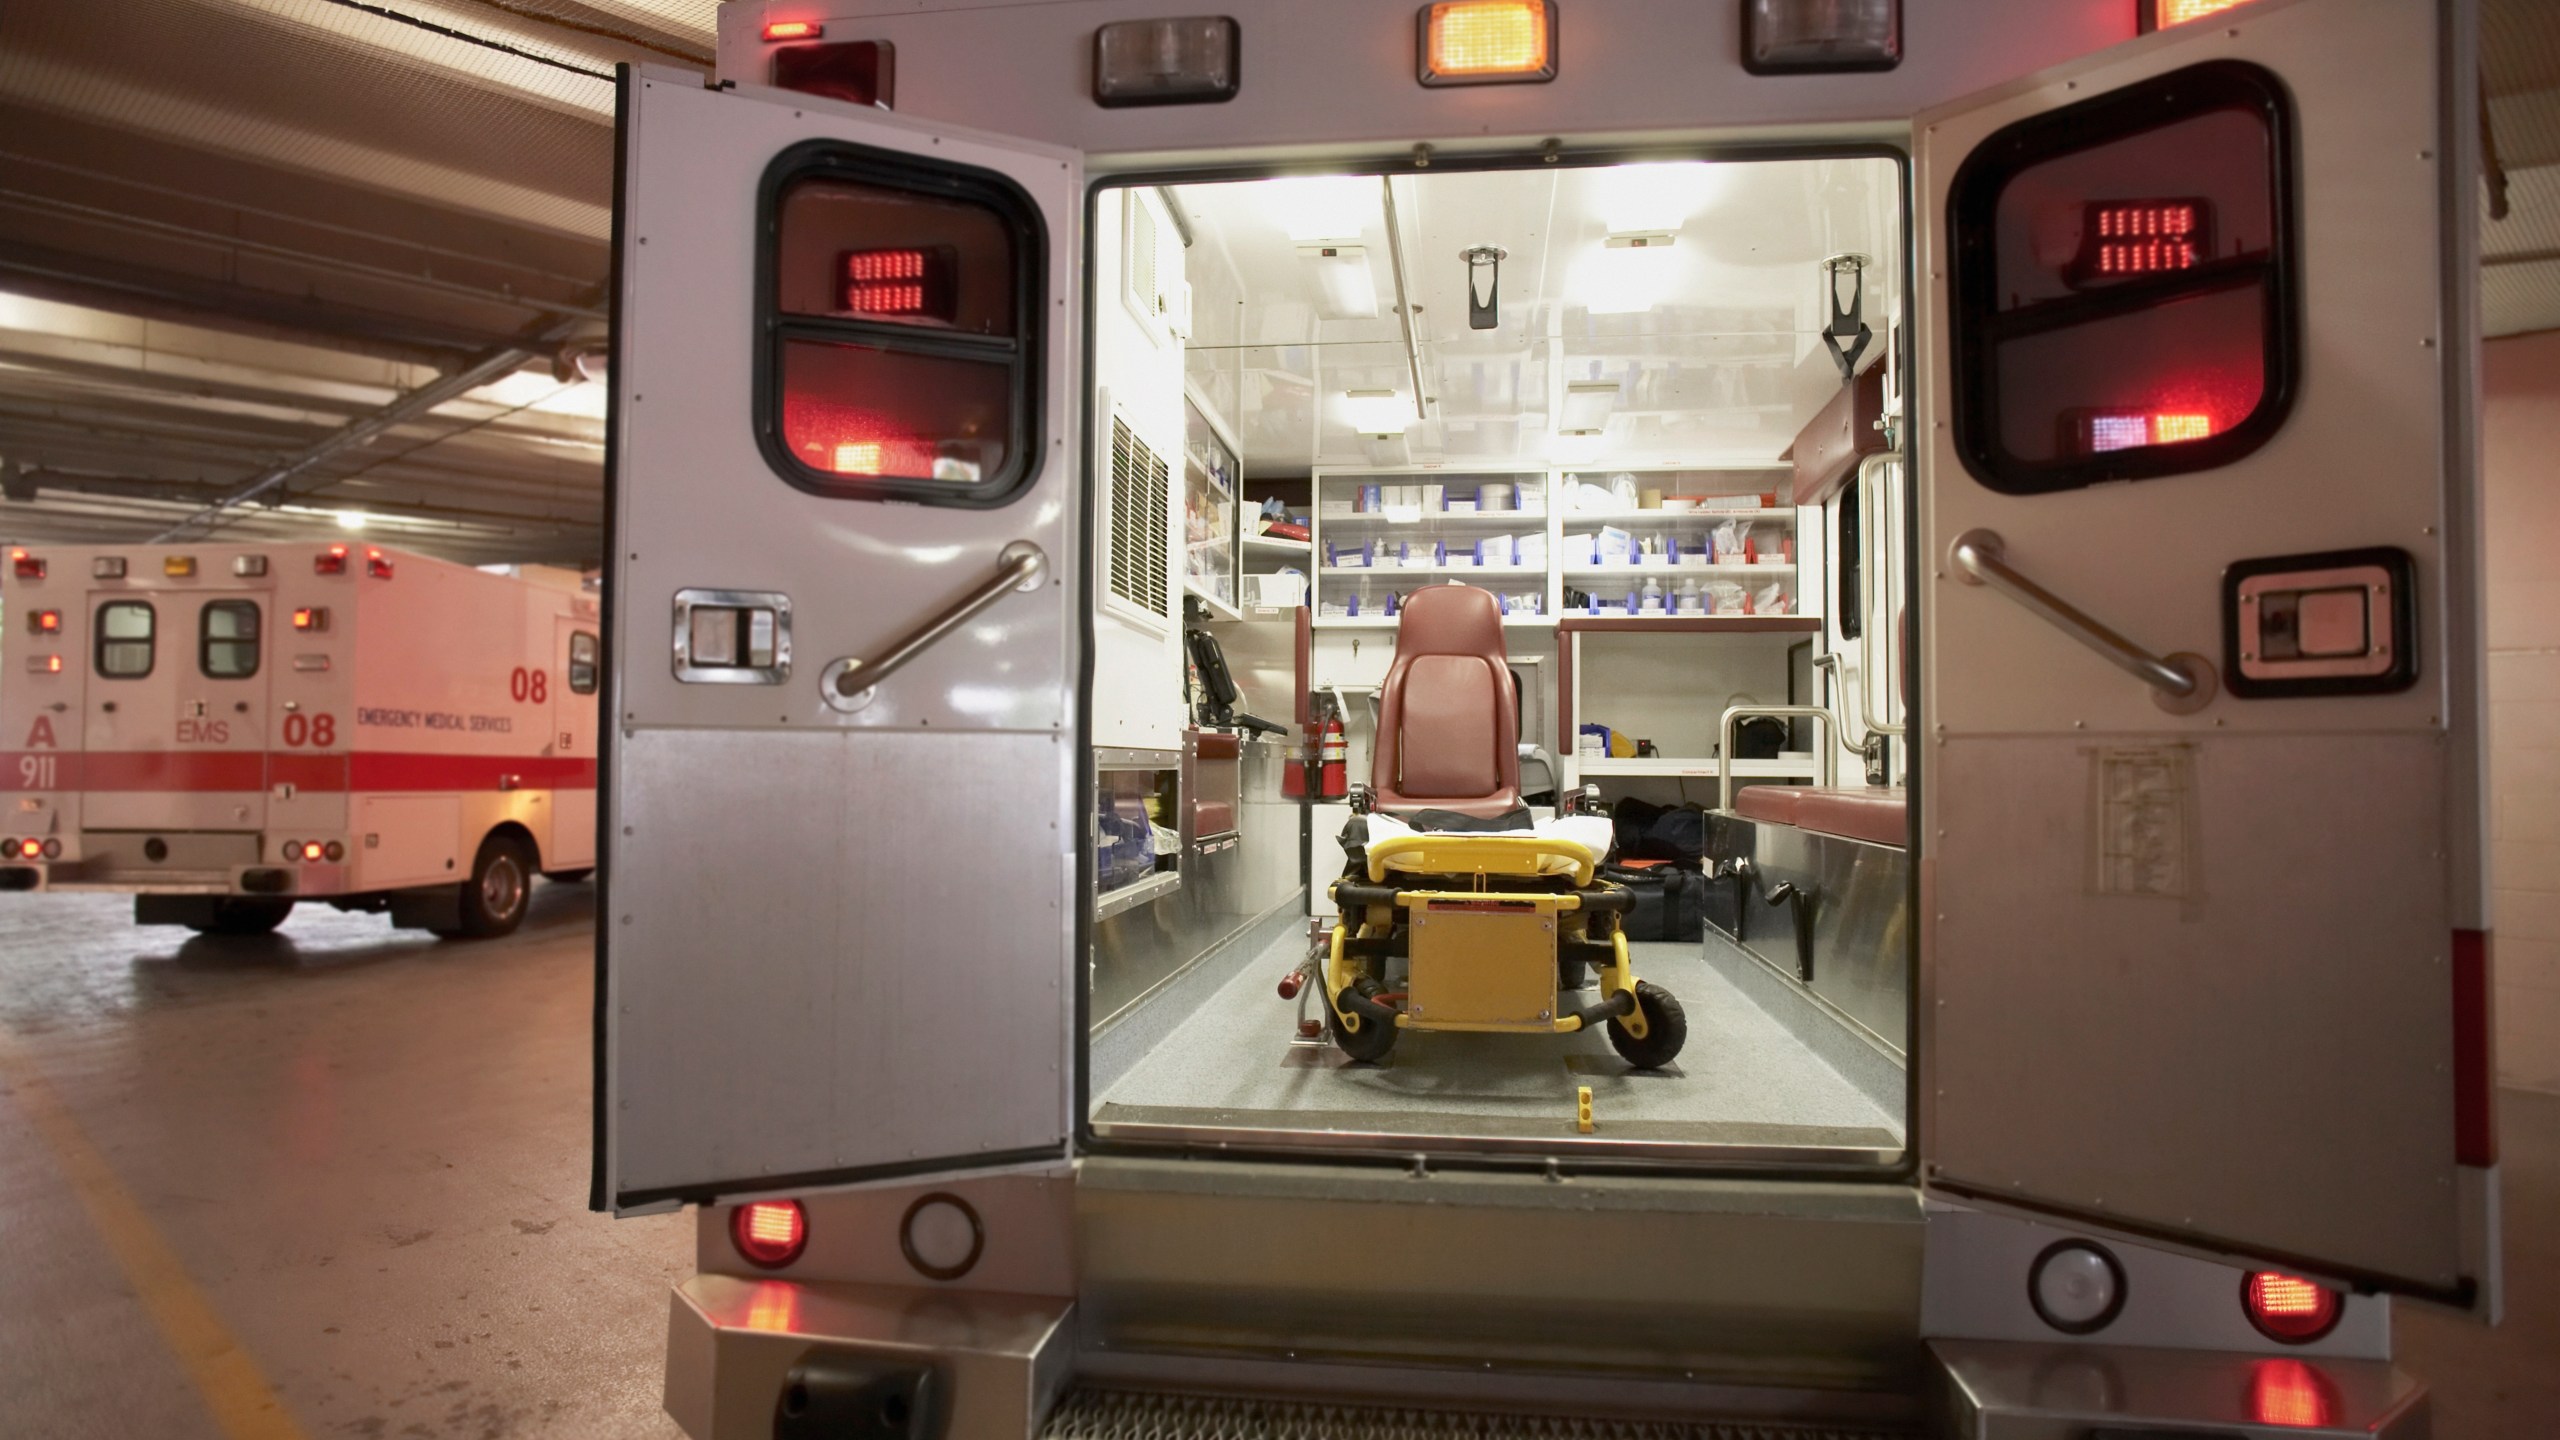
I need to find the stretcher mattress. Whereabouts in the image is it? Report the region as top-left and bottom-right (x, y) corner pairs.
(1362, 813), (1616, 875)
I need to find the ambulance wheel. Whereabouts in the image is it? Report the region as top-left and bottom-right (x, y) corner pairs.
(1606, 981), (1687, 1070)
(1327, 977), (1399, 1064)
(189, 898), (294, 936)
(440, 834), (533, 940)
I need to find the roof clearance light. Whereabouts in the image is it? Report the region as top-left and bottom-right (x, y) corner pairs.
(12, 549), (43, 580)
(762, 19), (821, 41)
(1418, 0), (1557, 87)
(93, 556), (127, 580)
(730, 1199), (809, 1269)
(2142, 0), (2254, 32)
(292, 606), (329, 632)
(232, 554), (268, 577)
(366, 548), (393, 579)
(164, 555), (197, 578)
(316, 544), (349, 576)
(1742, 0), (1902, 75)
(1094, 16), (1242, 107)
(772, 39), (894, 109)
(842, 247), (955, 321)
(2243, 1271), (2344, 1344)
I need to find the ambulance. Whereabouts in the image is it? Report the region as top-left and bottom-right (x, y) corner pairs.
(595, 1), (2498, 1435)
(0, 542), (600, 938)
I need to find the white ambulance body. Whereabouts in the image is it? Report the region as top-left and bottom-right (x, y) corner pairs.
(0, 542), (600, 937)
(597, 2), (2498, 1437)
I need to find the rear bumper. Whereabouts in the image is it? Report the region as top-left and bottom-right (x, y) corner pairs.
(16, 861), (332, 896)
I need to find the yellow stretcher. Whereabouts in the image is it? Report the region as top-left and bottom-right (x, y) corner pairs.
(1320, 833), (1688, 1068)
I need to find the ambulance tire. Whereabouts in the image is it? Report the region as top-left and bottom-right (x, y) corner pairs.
(189, 898), (295, 936)
(440, 833), (534, 940)
(1606, 981), (1687, 1070)
(544, 869), (594, 884)
(1327, 977), (1399, 1064)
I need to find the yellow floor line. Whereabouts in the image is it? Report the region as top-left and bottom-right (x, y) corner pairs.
(0, 1029), (311, 1440)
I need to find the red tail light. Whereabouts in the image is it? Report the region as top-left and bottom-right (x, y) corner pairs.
(763, 19), (821, 40)
(2242, 1271), (2343, 1343)
(2142, 0), (2256, 32)
(2247, 1357), (2340, 1428)
(366, 548), (393, 579)
(30, 609), (60, 635)
(316, 544), (349, 576)
(12, 549), (44, 580)
(730, 1200), (809, 1269)
(15, 838), (41, 859)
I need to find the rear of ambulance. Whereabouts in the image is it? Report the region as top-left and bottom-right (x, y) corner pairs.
(0, 542), (304, 908)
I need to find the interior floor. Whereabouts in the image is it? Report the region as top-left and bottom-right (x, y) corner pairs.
(1096, 931), (1902, 1157)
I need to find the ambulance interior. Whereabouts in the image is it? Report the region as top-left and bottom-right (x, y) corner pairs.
(1087, 157), (1909, 1164)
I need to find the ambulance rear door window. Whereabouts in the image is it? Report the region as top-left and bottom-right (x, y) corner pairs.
(569, 631), (598, 694)
(754, 141), (1045, 506)
(97, 600), (155, 678)
(1947, 60), (2298, 494)
(201, 600), (260, 679)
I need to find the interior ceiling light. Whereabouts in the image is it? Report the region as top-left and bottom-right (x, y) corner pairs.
(1593, 162), (1727, 235)
(1558, 379), (1618, 435)
(1093, 16), (1241, 107)
(1298, 245), (1381, 320)
(1742, 0), (1902, 75)
(2140, 0), (2254, 31)
(1576, 239), (1676, 316)
(1343, 390), (1416, 437)
(1258, 175), (1377, 245)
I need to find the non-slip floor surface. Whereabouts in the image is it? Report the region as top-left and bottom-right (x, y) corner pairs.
(1096, 935), (1905, 1151)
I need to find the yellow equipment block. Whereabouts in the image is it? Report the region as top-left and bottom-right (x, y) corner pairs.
(1401, 895), (1561, 1031)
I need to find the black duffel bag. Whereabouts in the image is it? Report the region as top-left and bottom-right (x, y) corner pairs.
(1603, 860), (1705, 942)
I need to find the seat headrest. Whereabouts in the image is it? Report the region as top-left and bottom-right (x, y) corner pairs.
(1394, 584), (1505, 658)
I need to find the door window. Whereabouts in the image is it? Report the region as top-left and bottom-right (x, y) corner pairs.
(96, 601), (155, 678)
(1947, 61), (2297, 494)
(568, 631), (599, 694)
(200, 600), (261, 679)
(756, 141), (1045, 505)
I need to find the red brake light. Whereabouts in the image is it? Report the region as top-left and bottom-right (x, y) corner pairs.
(763, 19), (821, 41)
(2242, 1271), (2343, 1343)
(31, 609), (60, 635)
(2077, 200), (2209, 282)
(17, 838), (42, 859)
(843, 247), (954, 320)
(730, 1200), (808, 1269)
(13, 549), (44, 580)
(2248, 1358), (2340, 1428)
(366, 548), (393, 579)
(316, 545), (348, 576)
(40, 838), (60, 860)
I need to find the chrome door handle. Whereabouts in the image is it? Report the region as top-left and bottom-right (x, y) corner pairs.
(820, 542), (1047, 709)
(1948, 528), (2214, 712)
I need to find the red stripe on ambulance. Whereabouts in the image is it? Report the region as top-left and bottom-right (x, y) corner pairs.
(0, 751), (597, 794)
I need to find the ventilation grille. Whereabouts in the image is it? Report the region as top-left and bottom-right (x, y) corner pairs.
(1108, 416), (1170, 620)
(1041, 1387), (1918, 1440)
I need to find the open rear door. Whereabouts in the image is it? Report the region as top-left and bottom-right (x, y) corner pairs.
(1916, 0), (2493, 1305)
(596, 65), (1079, 1212)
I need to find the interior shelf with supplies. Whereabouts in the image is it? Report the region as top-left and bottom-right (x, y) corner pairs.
(1309, 467), (1551, 625)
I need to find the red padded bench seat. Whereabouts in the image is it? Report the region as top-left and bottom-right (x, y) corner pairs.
(1732, 785), (1906, 848)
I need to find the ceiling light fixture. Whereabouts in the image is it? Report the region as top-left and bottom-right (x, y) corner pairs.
(1299, 244), (1381, 319)
(1559, 379), (1619, 435)
(1343, 389), (1416, 437)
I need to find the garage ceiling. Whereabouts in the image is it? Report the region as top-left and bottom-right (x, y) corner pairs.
(0, 0), (2554, 565)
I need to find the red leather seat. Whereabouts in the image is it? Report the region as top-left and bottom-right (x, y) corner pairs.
(1732, 786), (1804, 828)
(1371, 586), (1521, 820)
(1794, 787), (1907, 847)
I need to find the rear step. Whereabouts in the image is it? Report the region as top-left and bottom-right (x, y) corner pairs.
(1039, 1386), (1919, 1440)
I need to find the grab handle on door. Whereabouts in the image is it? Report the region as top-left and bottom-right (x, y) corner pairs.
(820, 542), (1047, 710)
(1948, 529), (2214, 713)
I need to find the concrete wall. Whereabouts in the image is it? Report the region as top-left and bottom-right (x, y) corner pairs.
(2485, 330), (2560, 1094)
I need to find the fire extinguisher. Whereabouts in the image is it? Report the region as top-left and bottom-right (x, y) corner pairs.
(1282, 716), (1310, 799)
(1319, 704), (1347, 799)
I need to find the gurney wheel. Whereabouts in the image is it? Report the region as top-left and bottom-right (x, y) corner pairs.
(1606, 981), (1687, 1070)
(1328, 977), (1399, 1064)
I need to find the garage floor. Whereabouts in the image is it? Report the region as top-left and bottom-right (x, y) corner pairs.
(0, 888), (687, 1440)
(0, 892), (2553, 1438)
